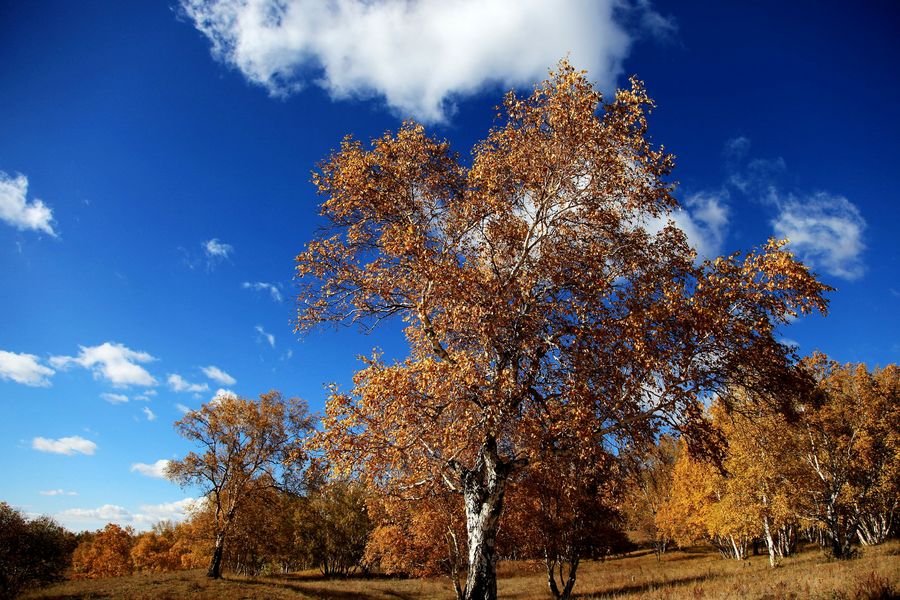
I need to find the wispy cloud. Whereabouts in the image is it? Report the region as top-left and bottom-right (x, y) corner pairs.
(40, 489), (78, 496)
(200, 365), (236, 386)
(175, 402), (192, 414)
(32, 435), (97, 456)
(100, 392), (129, 404)
(772, 192), (866, 280)
(50, 342), (157, 387)
(0, 171), (56, 236)
(255, 325), (275, 348)
(142, 406), (157, 421)
(167, 373), (210, 393)
(180, 0), (672, 123)
(204, 237), (233, 259)
(0, 350), (54, 387)
(131, 459), (170, 478)
(242, 281), (283, 302)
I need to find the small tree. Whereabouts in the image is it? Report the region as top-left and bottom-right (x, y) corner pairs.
(297, 61), (829, 600)
(166, 390), (315, 578)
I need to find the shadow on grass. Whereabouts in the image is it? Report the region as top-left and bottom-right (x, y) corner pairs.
(234, 576), (419, 600)
(570, 574), (713, 599)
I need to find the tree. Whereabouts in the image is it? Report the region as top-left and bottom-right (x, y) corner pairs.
(293, 480), (373, 576)
(796, 355), (900, 558)
(166, 390), (315, 578)
(622, 434), (680, 561)
(0, 503), (75, 599)
(297, 61), (829, 600)
(71, 523), (135, 579)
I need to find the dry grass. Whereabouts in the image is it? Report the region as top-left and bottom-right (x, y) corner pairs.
(23, 542), (899, 600)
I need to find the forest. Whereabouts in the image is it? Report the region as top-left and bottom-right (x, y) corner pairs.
(4, 63), (898, 600)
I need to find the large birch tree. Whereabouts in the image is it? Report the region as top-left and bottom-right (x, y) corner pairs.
(295, 61), (829, 600)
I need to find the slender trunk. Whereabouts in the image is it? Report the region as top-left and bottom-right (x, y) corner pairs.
(762, 513), (777, 568)
(458, 436), (517, 600)
(207, 530), (225, 578)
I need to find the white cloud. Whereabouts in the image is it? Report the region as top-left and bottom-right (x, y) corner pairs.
(200, 365), (236, 385)
(50, 342), (157, 387)
(40, 489), (78, 496)
(175, 402), (192, 414)
(167, 373), (210, 393)
(203, 238), (233, 259)
(32, 436), (97, 456)
(210, 388), (237, 405)
(0, 171), (56, 236)
(56, 498), (197, 530)
(142, 406), (157, 421)
(179, 0), (670, 122)
(255, 325), (275, 348)
(134, 498), (198, 524)
(100, 392), (129, 404)
(772, 192), (866, 280)
(643, 191), (730, 260)
(131, 459), (170, 478)
(242, 281), (283, 302)
(0, 350), (54, 387)
(58, 504), (131, 522)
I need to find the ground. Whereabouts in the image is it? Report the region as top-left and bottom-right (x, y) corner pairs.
(22, 542), (900, 600)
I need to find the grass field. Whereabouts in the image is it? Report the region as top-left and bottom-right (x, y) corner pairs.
(23, 542), (899, 600)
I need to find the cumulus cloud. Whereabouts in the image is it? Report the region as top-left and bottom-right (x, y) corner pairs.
(200, 365), (236, 385)
(255, 325), (275, 348)
(210, 388), (238, 405)
(50, 342), (157, 387)
(131, 459), (170, 478)
(40, 489), (78, 496)
(56, 498), (197, 530)
(167, 373), (210, 393)
(0, 350), (54, 387)
(772, 192), (866, 280)
(179, 0), (672, 122)
(100, 392), (129, 404)
(58, 504), (131, 522)
(142, 406), (157, 421)
(0, 171), (56, 236)
(242, 281), (283, 302)
(32, 436), (97, 456)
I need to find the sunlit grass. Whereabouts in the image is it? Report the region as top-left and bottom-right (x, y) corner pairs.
(24, 541), (899, 599)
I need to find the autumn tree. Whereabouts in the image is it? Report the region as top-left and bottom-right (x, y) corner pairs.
(796, 354), (900, 558)
(365, 487), (468, 592)
(293, 480), (373, 576)
(713, 395), (806, 566)
(166, 390), (315, 578)
(296, 61), (829, 600)
(0, 503), (75, 599)
(71, 523), (135, 579)
(622, 434), (680, 560)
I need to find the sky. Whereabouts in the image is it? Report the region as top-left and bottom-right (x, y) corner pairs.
(1, 0), (898, 532)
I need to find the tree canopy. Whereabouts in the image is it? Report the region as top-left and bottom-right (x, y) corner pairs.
(296, 60), (830, 600)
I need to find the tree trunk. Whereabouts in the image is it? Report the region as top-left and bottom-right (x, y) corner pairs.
(457, 436), (517, 600)
(762, 512), (777, 568)
(207, 530), (226, 578)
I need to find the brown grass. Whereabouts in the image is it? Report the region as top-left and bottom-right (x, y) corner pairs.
(23, 542), (899, 600)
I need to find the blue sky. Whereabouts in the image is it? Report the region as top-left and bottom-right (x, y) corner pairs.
(1, 0), (898, 531)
